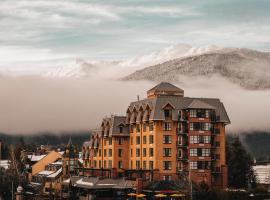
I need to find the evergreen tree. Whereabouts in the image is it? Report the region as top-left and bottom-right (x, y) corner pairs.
(227, 136), (256, 188)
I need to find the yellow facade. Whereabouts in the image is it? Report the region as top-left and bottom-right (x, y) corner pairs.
(82, 82), (230, 189)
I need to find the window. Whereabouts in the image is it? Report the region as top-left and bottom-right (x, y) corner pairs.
(143, 136), (147, 144)
(143, 148), (147, 157)
(136, 136), (140, 145)
(190, 161), (197, 169)
(108, 149), (112, 157)
(118, 161), (122, 168)
(149, 123), (154, 131)
(149, 161), (154, 170)
(136, 148), (140, 157)
(130, 149), (133, 157)
(119, 126), (123, 133)
(190, 123), (194, 131)
(149, 135), (154, 144)
(149, 148), (154, 157)
(178, 149), (182, 158)
(99, 149), (102, 156)
(163, 175), (172, 181)
(99, 160), (101, 168)
(163, 122), (172, 131)
(197, 110), (206, 118)
(203, 136), (211, 143)
(177, 135), (182, 145)
(202, 149), (210, 156)
(164, 109), (172, 118)
(215, 141), (220, 147)
(143, 123), (147, 132)
(108, 160), (112, 169)
(163, 135), (172, 144)
(104, 149), (107, 157)
(190, 136), (199, 144)
(109, 137), (112, 145)
(190, 149), (197, 156)
(136, 160), (140, 169)
(94, 160), (97, 168)
(163, 148), (171, 157)
(198, 161), (210, 170)
(118, 149), (122, 157)
(118, 137), (123, 145)
(104, 160), (107, 168)
(163, 161), (172, 170)
(205, 110), (210, 118)
(143, 161), (146, 169)
(190, 110), (197, 117)
(203, 123), (211, 131)
(130, 161), (133, 169)
(130, 136), (133, 145)
(136, 124), (140, 132)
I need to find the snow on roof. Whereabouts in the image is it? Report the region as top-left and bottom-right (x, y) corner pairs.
(0, 160), (10, 170)
(28, 154), (46, 162)
(51, 161), (62, 165)
(59, 151), (64, 155)
(38, 170), (55, 176)
(253, 165), (270, 184)
(78, 158), (83, 164)
(47, 168), (62, 178)
(76, 178), (94, 187)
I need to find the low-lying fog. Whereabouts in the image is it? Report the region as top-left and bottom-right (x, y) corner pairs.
(0, 74), (270, 134)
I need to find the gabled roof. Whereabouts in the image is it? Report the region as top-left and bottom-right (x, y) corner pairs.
(186, 99), (215, 109)
(148, 82), (184, 93)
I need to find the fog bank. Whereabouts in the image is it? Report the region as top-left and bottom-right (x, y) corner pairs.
(0, 75), (270, 134)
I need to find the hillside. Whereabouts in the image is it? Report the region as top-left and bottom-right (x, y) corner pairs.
(123, 48), (270, 90)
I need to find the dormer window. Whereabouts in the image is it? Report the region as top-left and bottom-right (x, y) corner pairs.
(164, 109), (172, 118)
(119, 126), (123, 133)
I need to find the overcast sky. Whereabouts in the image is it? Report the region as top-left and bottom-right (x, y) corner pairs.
(0, 0), (270, 67)
(1, 0), (270, 134)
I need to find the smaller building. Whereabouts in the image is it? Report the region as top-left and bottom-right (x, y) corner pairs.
(253, 164), (270, 188)
(61, 176), (136, 200)
(32, 161), (63, 195)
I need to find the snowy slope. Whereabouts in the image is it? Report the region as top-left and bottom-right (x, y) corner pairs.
(123, 48), (270, 90)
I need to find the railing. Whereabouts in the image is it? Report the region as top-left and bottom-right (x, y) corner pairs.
(176, 128), (188, 135)
(177, 142), (188, 148)
(177, 156), (188, 162)
(178, 115), (188, 122)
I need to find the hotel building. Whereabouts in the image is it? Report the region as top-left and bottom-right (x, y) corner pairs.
(81, 82), (230, 189)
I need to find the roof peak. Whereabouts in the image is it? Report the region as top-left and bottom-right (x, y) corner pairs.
(147, 82), (184, 98)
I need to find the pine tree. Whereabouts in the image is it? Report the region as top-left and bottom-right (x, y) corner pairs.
(227, 136), (256, 188)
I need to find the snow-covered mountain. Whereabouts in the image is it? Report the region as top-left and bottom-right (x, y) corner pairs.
(41, 44), (222, 79)
(123, 48), (270, 90)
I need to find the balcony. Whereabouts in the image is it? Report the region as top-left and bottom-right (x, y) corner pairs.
(211, 128), (220, 135)
(177, 156), (188, 162)
(176, 142), (188, 148)
(176, 128), (188, 135)
(176, 167), (189, 173)
(210, 115), (221, 122)
(178, 115), (188, 122)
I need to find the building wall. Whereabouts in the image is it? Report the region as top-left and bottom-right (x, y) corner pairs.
(30, 151), (62, 180)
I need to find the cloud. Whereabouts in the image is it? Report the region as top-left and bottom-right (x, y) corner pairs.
(0, 73), (270, 134)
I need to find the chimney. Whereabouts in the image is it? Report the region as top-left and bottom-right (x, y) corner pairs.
(137, 95), (140, 101)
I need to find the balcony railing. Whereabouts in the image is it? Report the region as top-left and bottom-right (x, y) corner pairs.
(210, 115), (221, 122)
(178, 115), (188, 122)
(177, 142), (188, 148)
(177, 156), (188, 162)
(176, 128), (188, 135)
(176, 167), (189, 173)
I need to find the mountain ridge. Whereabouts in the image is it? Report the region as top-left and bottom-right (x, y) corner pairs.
(122, 48), (270, 90)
